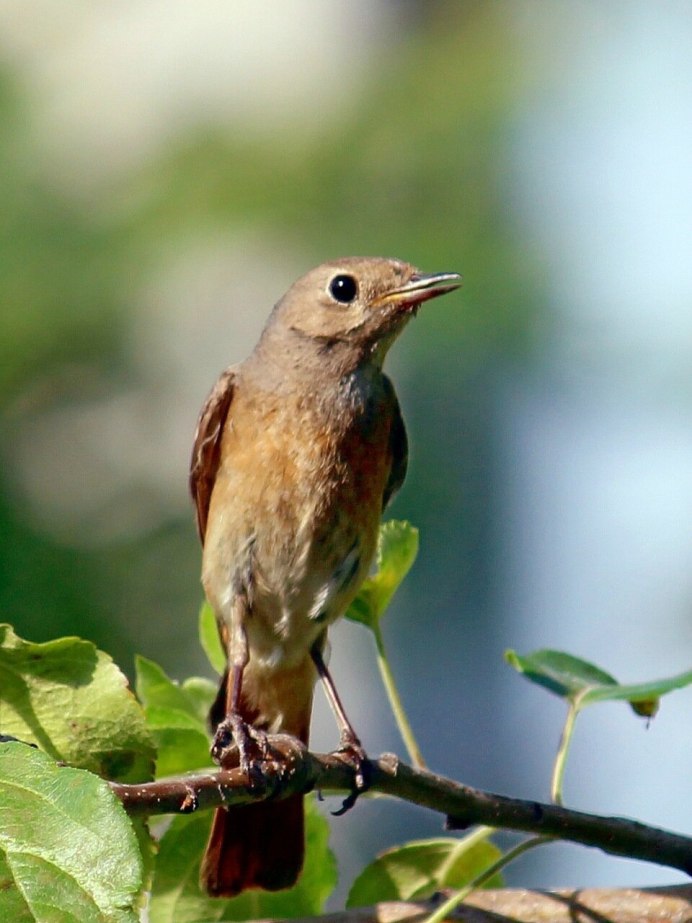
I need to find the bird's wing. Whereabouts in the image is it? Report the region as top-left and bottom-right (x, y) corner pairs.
(382, 373), (409, 510)
(189, 366), (237, 544)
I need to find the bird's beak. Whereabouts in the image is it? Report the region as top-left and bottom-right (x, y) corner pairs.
(373, 271), (462, 310)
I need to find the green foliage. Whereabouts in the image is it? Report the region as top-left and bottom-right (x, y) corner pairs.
(346, 520), (419, 630)
(199, 601), (226, 676)
(148, 797), (336, 923)
(506, 648), (692, 804)
(0, 621), (339, 920)
(135, 655), (216, 778)
(2, 545), (691, 919)
(506, 648), (692, 718)
(0, 742), (143, 923)
(347, 835), (503, 907)
(346, 520), (426, 767)
(0, 624), (155, 783)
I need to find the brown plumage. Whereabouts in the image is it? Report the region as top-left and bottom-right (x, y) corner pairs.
(190, 257), (460, 897)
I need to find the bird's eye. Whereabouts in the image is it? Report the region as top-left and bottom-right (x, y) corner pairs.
(328, 274), (358, 304)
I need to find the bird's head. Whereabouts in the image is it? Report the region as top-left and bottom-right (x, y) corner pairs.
(263, 257), (461, 367)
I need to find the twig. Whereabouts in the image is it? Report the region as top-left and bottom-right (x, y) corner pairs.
(109, 735), (692, 877)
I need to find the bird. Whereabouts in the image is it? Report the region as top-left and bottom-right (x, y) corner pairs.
(189, 256), (461, 897)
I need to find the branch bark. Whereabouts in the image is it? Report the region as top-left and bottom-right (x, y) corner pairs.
(110, 735), (692, 877)
(285, 886), (692, 922)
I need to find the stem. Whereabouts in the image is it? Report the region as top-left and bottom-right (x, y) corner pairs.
(373, 622), (427, 769)
(423, 836), (551, 923)
(551, 699), (580, 805)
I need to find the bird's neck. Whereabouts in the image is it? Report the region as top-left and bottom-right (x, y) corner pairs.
(248, 322), (387, 395)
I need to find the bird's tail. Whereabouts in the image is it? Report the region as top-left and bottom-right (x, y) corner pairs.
(200, 666), (313, 897)
(201, 791), (306, 896)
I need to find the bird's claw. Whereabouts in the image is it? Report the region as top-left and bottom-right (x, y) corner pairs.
(211, 714), (270, 786)
(332, 733), (370, 816)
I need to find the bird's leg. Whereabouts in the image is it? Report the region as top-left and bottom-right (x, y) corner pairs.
(211, 595), (268, 780)
(310, 641), (369, 813)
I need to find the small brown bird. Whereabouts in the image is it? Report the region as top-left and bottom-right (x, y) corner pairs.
(190, 256), (460, 897)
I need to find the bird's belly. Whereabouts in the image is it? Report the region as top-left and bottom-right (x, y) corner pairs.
(230, 488), (374, 669)
(204, 478), (383, 669)
(202, 396), (391, 669)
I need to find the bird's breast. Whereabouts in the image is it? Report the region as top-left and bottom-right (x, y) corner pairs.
(201, 375), (394, 666)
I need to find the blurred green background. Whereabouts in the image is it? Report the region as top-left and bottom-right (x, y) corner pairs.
(1, 0), (691, 896)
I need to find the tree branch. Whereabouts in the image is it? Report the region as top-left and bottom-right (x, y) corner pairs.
(110, 735), (692, 877)
(276, 886), (692, 922)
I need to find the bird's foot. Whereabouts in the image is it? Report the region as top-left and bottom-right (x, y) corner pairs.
(211, 714), (269, 786)
(332, 731), (370, 816)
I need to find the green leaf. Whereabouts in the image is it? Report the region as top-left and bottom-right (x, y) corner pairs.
(505, 649), (617, 699)
(199, 602), (226, 675)
(149, 796), (336, 922)
(347, 835), (503, 907)
(0, 741), (143, 922)
(181, 676), (218, 726)
(136, 656), (202, 720)
(0, 624), (155, 782)
(147, 812), (218, 923)
(0, 851), (32, 922)
(579, 672), (692, 709)
(506, 648), (692, 718)
(346, 520), (419, 630)
(135, 657), (214, 777)
(144, 720), (212, 778)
